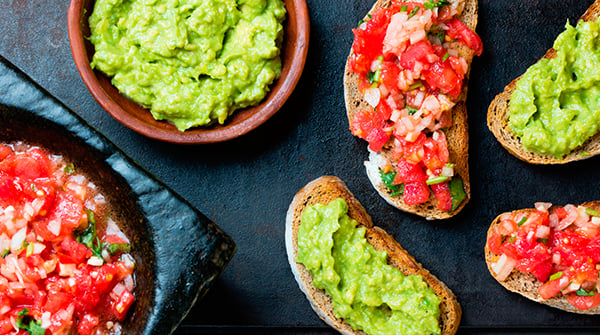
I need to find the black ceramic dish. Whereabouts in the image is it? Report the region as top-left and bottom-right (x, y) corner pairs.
(0, 55), (236, 335)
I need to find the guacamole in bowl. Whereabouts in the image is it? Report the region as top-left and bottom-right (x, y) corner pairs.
(89, 0), (286, 131)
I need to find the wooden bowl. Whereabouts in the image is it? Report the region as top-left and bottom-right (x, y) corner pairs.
(68, 0), (309, 144)
(0, 57), (236, 334)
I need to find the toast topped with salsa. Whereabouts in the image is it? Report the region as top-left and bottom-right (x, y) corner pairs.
(344, 0), (482, 219)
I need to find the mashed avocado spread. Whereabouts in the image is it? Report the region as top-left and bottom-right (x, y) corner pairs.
(296, 198), (441, 335)
(508, 19), (600, 157)
(89, 0), (285, 131)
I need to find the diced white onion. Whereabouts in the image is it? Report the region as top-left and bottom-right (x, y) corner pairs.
(58, 263), (75, 277)
(390, 109), (401, 122)
(592, 217), (600, 226)
(492, 254), (516, 281)
(413, 90), (425, 107)
(10, 227), (27, 253)
(47, 218), (61, 236)
(535, 202), (552, 212)
(535, 225), (550, 239)
(124, 274), (135, 292)
(87, 256), (104, 267)
(364, 88), (381, 107)
(441, 166), (454, 177)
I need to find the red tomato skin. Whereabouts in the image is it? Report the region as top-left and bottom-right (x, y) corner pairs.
(78, 314), (99, 335)
(33, 191), (84, 241)
(538, 276), (569, 299)
(395, 160), (428, 184)
(444, 18), (483, 56)
(403, 182), (429, 206)
(585, 236), (600, 263)
(349, 7), (391, 73)
(567, 294), (600, 311)
(349, 110), (390, 152)
(0, 148), (52, 180)
(399, 40), (435, 72)
(112, 290), (134, 321)
(0, 145), (12, 161)
(379, 61), (401, 93)
(422, 61), (462, 99)
(430, 181), (452, 212)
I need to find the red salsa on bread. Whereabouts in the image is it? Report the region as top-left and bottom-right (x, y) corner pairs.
(0, 143), (135, 334)
(348, 0), (481, 212)
(488, 202), (600, 311)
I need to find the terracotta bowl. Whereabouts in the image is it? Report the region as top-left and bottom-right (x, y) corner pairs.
(68, 0), (310, 144)
(0, 57), (236, 334)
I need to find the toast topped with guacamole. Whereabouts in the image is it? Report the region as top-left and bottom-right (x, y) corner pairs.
(485, 201), (600, 314)
(487, 0), (600, 164)
(344, 0), (481, 219)
(285, 176), (461, 335)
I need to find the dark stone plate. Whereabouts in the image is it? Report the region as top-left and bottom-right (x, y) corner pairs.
(0, 55), (236, 335)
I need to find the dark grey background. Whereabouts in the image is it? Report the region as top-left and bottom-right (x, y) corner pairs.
(2, 0), (600, 333)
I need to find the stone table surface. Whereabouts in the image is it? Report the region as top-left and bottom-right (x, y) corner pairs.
(2, 0), (600, 333)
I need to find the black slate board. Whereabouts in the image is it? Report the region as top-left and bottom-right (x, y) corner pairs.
(2, 0), (600, 333)
(0, 56), (236, 335)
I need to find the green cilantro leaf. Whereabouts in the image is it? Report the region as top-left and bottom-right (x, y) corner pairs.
(76, 209), (97, 248)
(379, 168), (403, 197)
(449, 177), (466, 211)
(576, 288), (597, 296)
(105, 242), (131, 255)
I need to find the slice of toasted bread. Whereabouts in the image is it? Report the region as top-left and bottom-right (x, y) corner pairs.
(484, 201), (600, 314)
(285, 176), (462, 334)
(487, 0), (600, 164)
(344, 0), (479, 219)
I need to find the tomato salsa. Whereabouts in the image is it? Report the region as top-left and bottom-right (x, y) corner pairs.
(0, 143), (135, 334)
(488, 202), (600, 311)
(348, 0), (482, 212)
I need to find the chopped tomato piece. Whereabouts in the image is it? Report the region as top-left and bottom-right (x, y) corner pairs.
(395, 160), (428, 184)
(399, 40), (435, 72)
(0, 145), (12, 161)
(538, 276), (570, 299)
(112, 290), (134, 321)
(567, 293), (600, 311)
(350, 110), (390, 152)
(379, 61), (401, 93)
(0, 148), (52, 180)
(403, 182), (429, 206)
(444, 18), (483, 56)
(430, 181), (452, 212)
(422, 61), (462, 99)
(349, 7), (391, 73)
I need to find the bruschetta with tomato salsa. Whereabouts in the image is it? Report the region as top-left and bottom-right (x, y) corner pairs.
(486, 202), (600, 314)
(344, 0), (482, 219)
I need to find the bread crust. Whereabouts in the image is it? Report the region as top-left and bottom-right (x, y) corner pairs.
(344, 0), (479, 219)
(487, 0), (600, 164)
(484, 201), (600, 314)
(285, 176), (462, 334)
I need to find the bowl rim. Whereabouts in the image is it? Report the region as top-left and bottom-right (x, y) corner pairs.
(67, 0), (310, 144)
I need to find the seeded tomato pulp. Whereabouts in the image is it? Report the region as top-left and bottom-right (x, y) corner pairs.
(0, 143), (135, 335)
(348, 0), (482, 212)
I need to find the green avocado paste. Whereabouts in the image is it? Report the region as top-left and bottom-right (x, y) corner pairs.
(508, 19), (600, 157)
(296, 198), (441, 335)
(89, 0), (286, 131)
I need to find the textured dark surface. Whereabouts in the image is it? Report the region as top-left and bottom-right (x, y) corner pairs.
(0, 57), (236, 335)
(2, 0), (600, 333)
